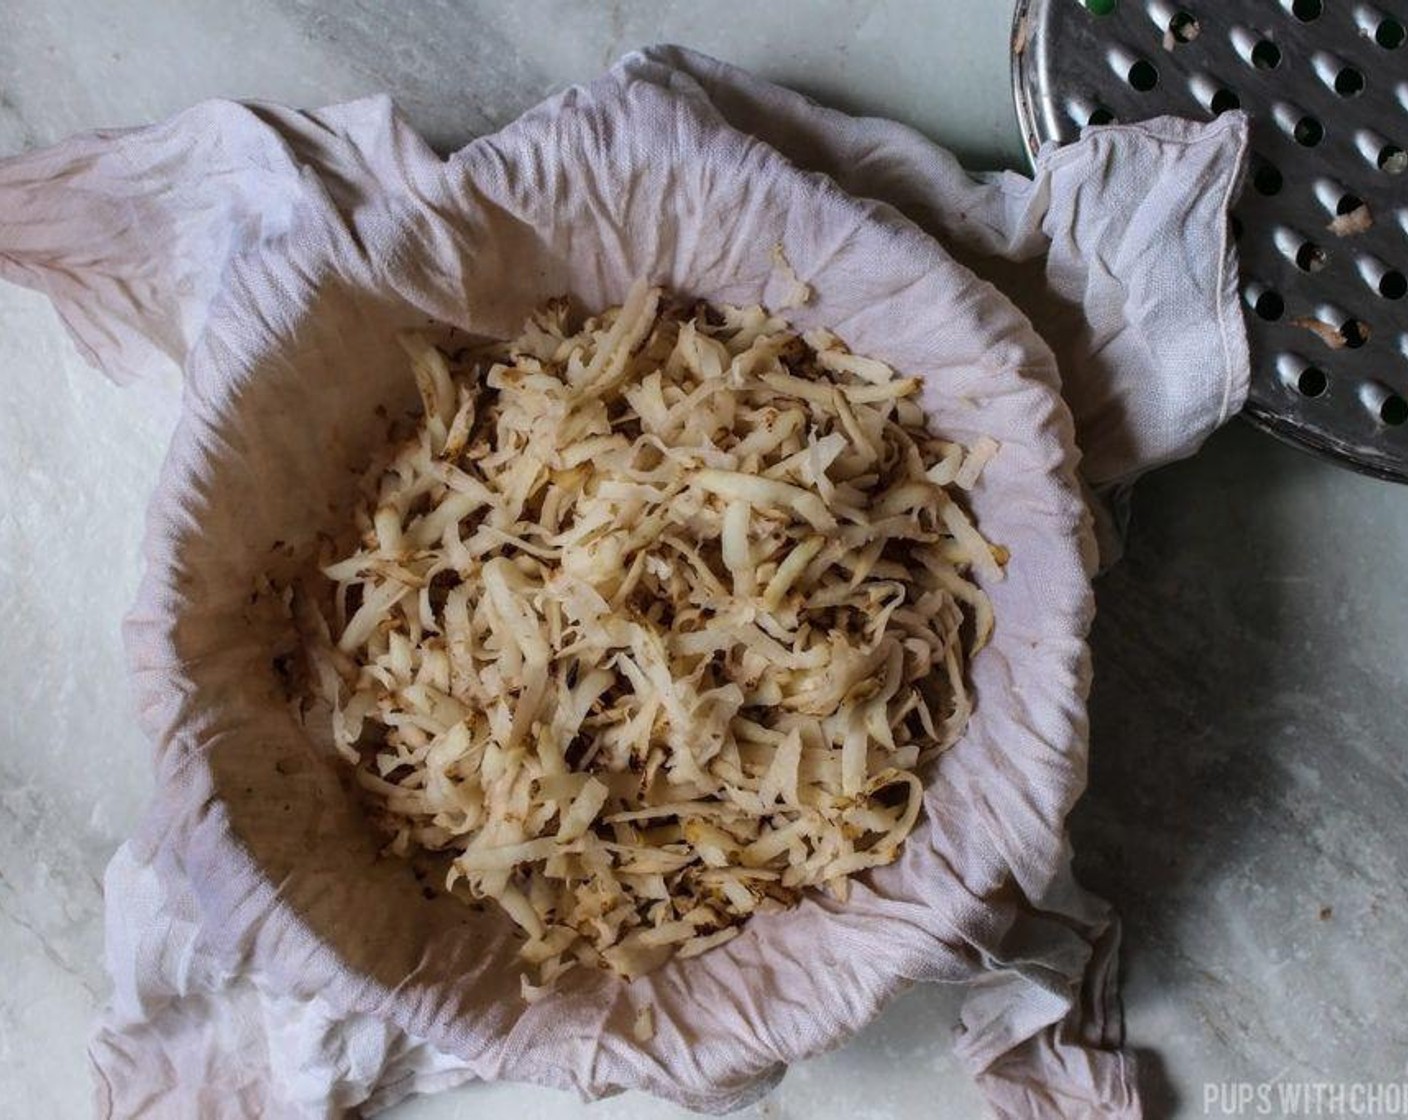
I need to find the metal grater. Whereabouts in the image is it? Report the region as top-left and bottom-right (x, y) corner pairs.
(1011, 0), (1408, 481)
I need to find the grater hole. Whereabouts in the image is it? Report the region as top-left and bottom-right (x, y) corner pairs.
(1376, 19), (1406, 49)
(1340, 319), (1370, 348)
(1292, 0), (1321, 19)
(1334, 67), (1366, 97)
(1169, 11), (1200, 43)
(1379, 145), (1407, 173)
(1085, 0), (1118, 13)
(1380, 395), (1408, 426)
(1379, 270), (1408, 300)
(1296, 367), (1328, 398)
(1253, 163), (1283, 195)
(1128, 59), (1160, 91)
(1295, 242), (1328, 273)
(1088, 106), (1116, 125)
(1210, 88), (1241, 114)
(1293, 116), (1324, 147)
(1254, 290), (1285, 320)
(1337, 193), (1365, 216)
(1251, 40), (1282, 70)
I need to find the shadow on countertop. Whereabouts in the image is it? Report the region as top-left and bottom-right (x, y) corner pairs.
(1072, 419), (1408, 1117)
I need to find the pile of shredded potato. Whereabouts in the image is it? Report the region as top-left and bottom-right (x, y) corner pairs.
(297, 282), (1001, 997)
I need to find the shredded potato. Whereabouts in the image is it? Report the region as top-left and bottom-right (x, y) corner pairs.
(296, 281), (1002, 991)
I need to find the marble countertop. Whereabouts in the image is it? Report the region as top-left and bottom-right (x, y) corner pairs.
(2, 2), (1405, 1118)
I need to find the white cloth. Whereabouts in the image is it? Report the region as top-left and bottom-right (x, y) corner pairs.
(0, 45), (1248, 1120)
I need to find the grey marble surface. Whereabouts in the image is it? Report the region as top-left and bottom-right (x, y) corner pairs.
(0, 0), (1022, 167)
(1, 2), (1405, 1118)
(1079, 424), (1408, 1114)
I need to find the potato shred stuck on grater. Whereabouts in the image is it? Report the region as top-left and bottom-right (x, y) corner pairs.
(1013, 0), (1408, 480)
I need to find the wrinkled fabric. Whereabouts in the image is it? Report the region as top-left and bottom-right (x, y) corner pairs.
(0, 45), (1248, 1120)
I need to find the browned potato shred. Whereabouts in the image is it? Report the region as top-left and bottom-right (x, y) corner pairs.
(298, 281), (1001, 997)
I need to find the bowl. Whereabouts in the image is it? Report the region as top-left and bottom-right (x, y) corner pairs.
(122, 67), (1093, 1113)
